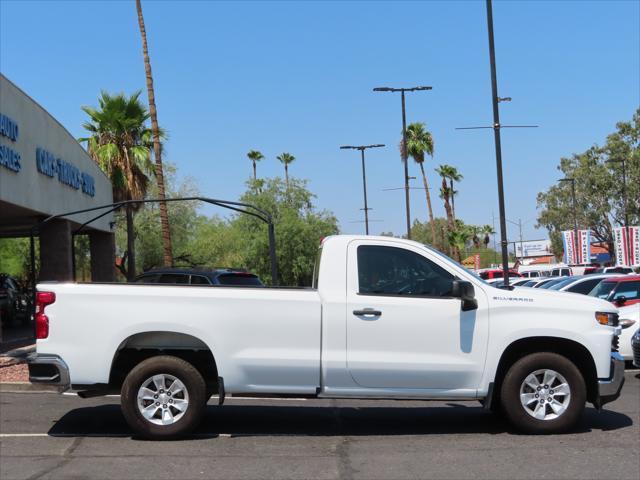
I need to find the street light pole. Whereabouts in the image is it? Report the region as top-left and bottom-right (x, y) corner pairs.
(559, 177), (579, 264)
(485, 0), (511, 286)
(373, 85), (432, 240)
(340, 144), (385, 235)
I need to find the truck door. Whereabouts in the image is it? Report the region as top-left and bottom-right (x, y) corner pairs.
(345, 240), (489, 391)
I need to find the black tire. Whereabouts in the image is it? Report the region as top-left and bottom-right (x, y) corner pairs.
(121, 355), (206, 439)
(500, 352), (586, 434)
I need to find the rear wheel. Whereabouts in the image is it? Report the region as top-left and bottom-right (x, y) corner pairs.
(500, 352), (586, 434)
(121, 355), (206, 439)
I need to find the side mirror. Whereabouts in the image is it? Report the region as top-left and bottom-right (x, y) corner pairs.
(452, 280), (478, 311)
(615, 296), (627, 306)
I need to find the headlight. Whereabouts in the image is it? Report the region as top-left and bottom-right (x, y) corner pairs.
(620, 319), (636, 329)
(595, 311), (619, 326)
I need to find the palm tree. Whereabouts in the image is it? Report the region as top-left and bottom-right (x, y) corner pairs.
(136, 0), (173, 268)
(446, 166), (463, 221)
(435, 165), (455, 233)
(481, 225), (495, 248)
(247, 150), (264, 180)
(80, 91), (159, 280)
(402, 122), (436, 244)
(447, 230), (470, 262)
(277, 152), (295, 187)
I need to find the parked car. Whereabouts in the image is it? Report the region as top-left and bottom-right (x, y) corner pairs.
(0, 274), (29, 326)
(550, 266), (572, 277)
(28, 235), (624, 439)
(548, 274), (618, 295)
(478, 268), (522, 280)
(510, 278), (534, 287)
(517, 277), (561, 288)
(133, 268), (263, 287)
(588, 275), (640, 307)
(537, 277), (567, 289)
(617, 304), (639, 361)
(586, 266), (634, 275)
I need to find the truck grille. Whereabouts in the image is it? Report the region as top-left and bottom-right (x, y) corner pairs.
(632, 335), (640, 367)
(611, 335), (619, 353)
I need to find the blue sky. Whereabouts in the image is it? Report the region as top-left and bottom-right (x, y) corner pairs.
(1, 0), (638, 242)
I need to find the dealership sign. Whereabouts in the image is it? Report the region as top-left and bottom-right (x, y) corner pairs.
(0, 111), (21, 173)
(36, 147), (95, 197)
(561, 230), (591, 265)
(613, 226), (640, 267)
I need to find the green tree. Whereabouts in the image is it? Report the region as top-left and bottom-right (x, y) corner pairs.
(402, 122), (437, 244)
(537, 109), (639, 260)
(80, 90), (159, 280)
(136, 0), (173, 267)
(247, 150), (264, 180)
(235, 177), (338, 286)
(276, 152), (296, 187)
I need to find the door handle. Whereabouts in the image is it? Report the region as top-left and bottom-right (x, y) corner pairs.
(353, 308), (382, 317)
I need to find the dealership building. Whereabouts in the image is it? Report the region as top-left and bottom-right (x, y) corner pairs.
(0, 73), (115, 282)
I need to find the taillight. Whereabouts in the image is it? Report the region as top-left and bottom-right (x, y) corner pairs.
(35, 291), (55, 339)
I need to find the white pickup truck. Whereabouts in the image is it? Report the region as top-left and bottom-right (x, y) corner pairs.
(28, 235), (625, 439)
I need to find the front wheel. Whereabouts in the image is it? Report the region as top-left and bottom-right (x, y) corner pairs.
(500, 352), (586, 434)
(121, 355), (206, 439)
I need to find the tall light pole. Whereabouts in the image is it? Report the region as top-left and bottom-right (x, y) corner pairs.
(559, 177), (579, 263)
(340, 144), (385, 235)
(373, 85), (432, 239)
(607, 157), (631, 265)
(485, 0), (512, 286)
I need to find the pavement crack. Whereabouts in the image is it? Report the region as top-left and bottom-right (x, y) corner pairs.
(25, 436), (83, 480)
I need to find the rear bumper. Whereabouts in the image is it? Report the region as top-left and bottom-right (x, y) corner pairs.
(27, 354), (71, 392)
(596, 352), (625, 408)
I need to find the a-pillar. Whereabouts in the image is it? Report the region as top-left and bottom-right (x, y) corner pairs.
(39, 219), (73, 281)
(89, 231), (116, 282)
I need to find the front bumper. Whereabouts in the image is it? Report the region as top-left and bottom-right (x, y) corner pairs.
(27, 354), (71, 392)
(595, 352), (625, 408)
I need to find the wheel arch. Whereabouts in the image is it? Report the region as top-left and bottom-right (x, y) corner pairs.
(490, 336), (599, 406)
(108, 331), (219, 393)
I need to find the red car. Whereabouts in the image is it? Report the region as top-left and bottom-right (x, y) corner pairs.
(478, 269), (522, 280)
(589, 274), (640, 307)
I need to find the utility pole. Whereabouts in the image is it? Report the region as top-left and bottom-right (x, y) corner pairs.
(373, 85), (432, 239)
(340, 144), (385, 235)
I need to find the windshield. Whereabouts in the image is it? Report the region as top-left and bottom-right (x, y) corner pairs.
(548, 277), (575, 290)
(421, 243), (491, 286)
(539, 279), (563, 289)
(589, 281), (616, 299)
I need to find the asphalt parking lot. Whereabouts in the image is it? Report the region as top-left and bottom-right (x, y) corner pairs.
(1, 371), (639, 480)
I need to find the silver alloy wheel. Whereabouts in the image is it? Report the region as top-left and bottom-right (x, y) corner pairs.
(519, 369), (571, 421)
(137, 374), (189, 426)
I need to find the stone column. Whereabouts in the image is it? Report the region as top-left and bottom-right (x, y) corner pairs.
(39, 219), (73, 281)
(89, 231), (116, 282)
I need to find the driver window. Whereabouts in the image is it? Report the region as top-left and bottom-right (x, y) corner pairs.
(357, 245), (454, 297)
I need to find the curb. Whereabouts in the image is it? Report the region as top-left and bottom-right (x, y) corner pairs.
(0, 382), (62, 393)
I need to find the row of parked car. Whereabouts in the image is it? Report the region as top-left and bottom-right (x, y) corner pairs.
(482, 271), (640, 363)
